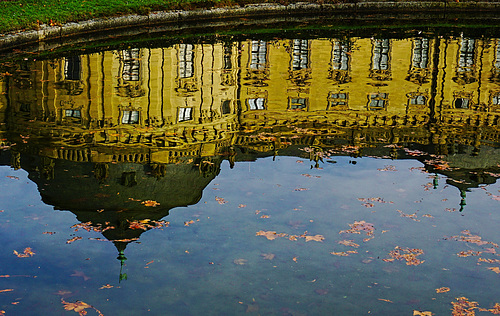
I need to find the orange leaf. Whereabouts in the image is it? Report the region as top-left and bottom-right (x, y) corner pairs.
(413, 311), (434, 316)
(436, 287), (450, 293)
(378, 298), (393, 303)
(141, 200), (160, 207)
(13, 247), (35, 258)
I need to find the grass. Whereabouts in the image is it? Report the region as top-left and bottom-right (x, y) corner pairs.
(0, 0), (492, 34)
(0, 0), (235, 33)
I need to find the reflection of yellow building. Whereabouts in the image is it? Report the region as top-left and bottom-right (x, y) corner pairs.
(2, 35), (500, 164)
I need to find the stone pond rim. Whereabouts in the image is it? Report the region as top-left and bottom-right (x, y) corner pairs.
(1, 1), (500, 52)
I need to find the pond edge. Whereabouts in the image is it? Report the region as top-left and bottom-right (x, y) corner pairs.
(1, 1), (500, 52)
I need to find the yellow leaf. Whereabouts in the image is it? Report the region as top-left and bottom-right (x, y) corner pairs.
(413, 311), (434, 316)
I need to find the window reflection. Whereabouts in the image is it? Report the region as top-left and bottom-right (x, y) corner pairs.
(289, 98), (307, 110)
(327, 92), (348, 110)
(291, 39), (309, 71)
(122, 49), (140, 81)
(368, 93), (388, 110)
(178, 44), (194, 79)
(453, 37), (477, 84)
(122, 110), (140, 124)
(370, 39), (391, 81)
(329, 40), (351, 84)
(407, 38), (430, 84)
(64, 56), (81, 81)
(247, 98), (266, 110)
(250, 40), (267, 70)
(178, 107), (193, 122)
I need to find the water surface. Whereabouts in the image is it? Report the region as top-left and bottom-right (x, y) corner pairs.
(0, 26), (499, 315)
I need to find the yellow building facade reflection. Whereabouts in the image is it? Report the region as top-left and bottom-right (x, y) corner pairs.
(2, 35), (500, 163)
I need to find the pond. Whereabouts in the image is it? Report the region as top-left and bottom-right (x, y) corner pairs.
(0, 23), (500, 315)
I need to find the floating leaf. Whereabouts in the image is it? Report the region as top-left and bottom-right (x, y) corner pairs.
(338, 240), (359, 248)
(451, 297), (478, 315)
(66, 236), (82, 244)
(215, 197), (227, 204)
(378, 298), (393, 303)
(397, 210), (420, 222)
(13, 248), (35, 258)
(413, 311), (434, 316)
(436, 287), (450, 293)
(304, 235), (324, 242)
(256, 230), (277, 240)
(339, 221), (375, 237)
(487, 267), (500, 274)
(386, 246), (424, 266)
(141, 200), (160, 207)
(61, 299), (92, 315)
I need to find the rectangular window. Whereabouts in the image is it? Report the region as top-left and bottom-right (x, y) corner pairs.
(458, 38), (475, 73)
(412, 38), (429, 69)
(368, 93), (388, 110)
(122, 110), (140, 124)
(247, 98), (266, 110)
(122, 49), (141, 81)
(372, 39), (390, 71)
(409, 95), (426, 105)
(250, 40), (267, 70)
(454, 98), (470, 109)
(289, 98), (308, 110)
(65, 109), (81, 118)
(492, 93), (500, 105)
(178, 107), (193, 122)
(223, 44), (233, 70)
(495, 40), (500, 70)
(327, 93), (348, 109)
(221, 100), (231, 115)
(292, 39), (309, 71)
(179, 44), (194, 78)
(332, 42), (349, 71)
(64, 56), (81, 81)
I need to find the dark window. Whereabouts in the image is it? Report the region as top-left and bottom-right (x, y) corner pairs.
(65, 56), (81, 81)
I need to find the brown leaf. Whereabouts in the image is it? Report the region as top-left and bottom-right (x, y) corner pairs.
(61, 299), (91, 314)
(338, 240), (359, 248)
(256, 231), (277, 240)
(436, 287), (450, 293)
(305, 235), (324, 242)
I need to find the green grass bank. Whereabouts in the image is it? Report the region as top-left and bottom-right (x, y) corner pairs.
(0, 0), (494, 34)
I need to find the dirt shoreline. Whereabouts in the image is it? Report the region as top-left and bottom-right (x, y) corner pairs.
(1, 1), (500, 52)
